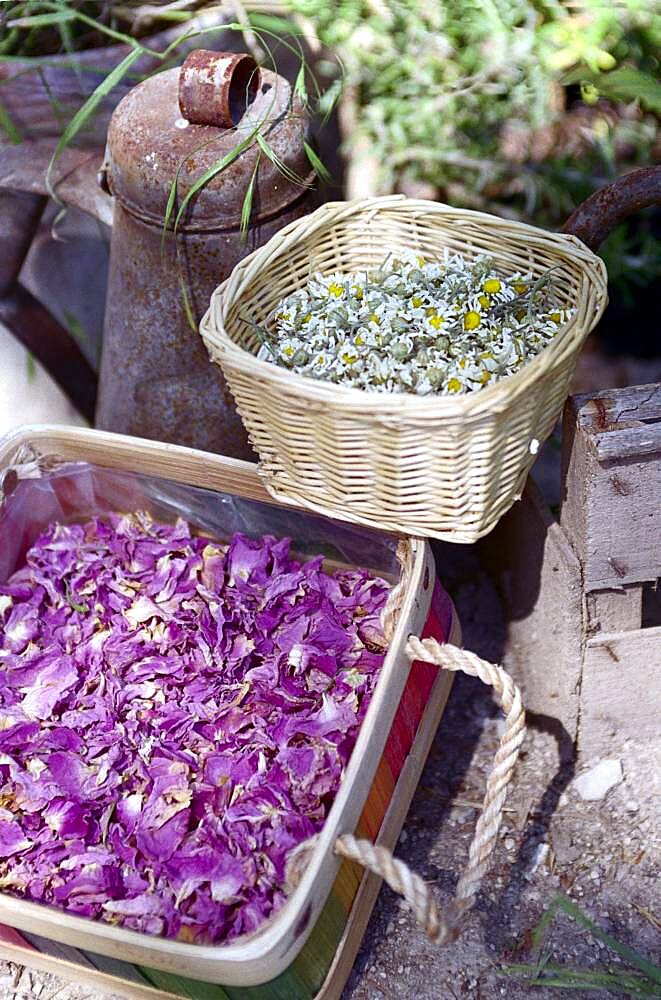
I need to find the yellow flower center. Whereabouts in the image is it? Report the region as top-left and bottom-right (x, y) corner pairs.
(411, 296), (423, 308)
(302, 313), (312, 324)
(353, 286), (364, 300)
(426, 307), (437, 318)
(483, 278), (501, 294)
(328, 282), (344, 297)
(478, 294), (490, 309)
(369, 313), (380, 325)
(480, 371), (492, 385)
(447, 378), (462, 393)
(463, 311), (480, 331)
(550, 312), (562, 323)
(458, 358), (466, 369)
(513, 281), (528, 295)
(341, 352), (357, 365)
(354, 333), (364, 346)
(282, 346), (294, 357)
(429, 315), (445, 329)
(416, 255), (425, 267)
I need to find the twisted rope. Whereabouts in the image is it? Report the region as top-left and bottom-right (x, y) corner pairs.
(285, 639), (526, 946)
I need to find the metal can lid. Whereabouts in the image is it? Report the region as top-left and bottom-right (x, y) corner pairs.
(104, 57), (312, 231)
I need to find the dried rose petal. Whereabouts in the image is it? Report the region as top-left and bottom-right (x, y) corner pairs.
(0, 517), (391, 943)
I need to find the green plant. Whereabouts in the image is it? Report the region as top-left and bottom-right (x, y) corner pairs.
(285, 0), (659, 214)
(501, 893), (661, 996)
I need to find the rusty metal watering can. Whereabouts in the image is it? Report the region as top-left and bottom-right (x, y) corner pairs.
(0, 48), (316, 458)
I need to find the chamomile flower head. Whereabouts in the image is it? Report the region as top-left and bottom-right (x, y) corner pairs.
(260, 255), (573, 396)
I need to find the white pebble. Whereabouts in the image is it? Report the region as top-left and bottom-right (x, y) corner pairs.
(572, 759), (623, 801)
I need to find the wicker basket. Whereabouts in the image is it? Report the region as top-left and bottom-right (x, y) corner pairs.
(200, 195), (608, 542)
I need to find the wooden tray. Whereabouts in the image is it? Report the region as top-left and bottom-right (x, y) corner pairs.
(0, 425), (459, 998)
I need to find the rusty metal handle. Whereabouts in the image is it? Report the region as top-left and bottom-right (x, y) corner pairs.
(178, 50), (259, 128)
(561, 166), (661, 251)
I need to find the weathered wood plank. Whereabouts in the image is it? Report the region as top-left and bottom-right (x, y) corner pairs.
(571, 383), (661, 427)
(587, 587), (643, 634)
(479, 477), (583, 740)
(561, 389), (661, 592)
(578, 626), (661, 752)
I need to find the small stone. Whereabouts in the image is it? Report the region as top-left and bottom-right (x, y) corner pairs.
(572, 759), (623, 801)
(529, 842), (550, 873)
(386, 921), (395, 936)
(397, 965), (404, 975)
(625, 800), (639, 813)
(399, 829), (408, 844)
(504, 837), (516, 851)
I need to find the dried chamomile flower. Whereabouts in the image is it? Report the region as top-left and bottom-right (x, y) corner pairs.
(257, 251), (573, 396)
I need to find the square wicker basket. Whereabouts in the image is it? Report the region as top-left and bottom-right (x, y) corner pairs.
(200, 195), (608, 542)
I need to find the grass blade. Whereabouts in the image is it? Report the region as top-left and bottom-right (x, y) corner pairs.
(0, 98), (22, 143)
(240, 154), (260, 240)
(553, 896), (661, 985)
(246, 12), (304, 35)
(304, 140), (331, 182)
(46, 46), (143, 198)
(255, 132), (309, 187)
(294, 62), (307, 105)
(173, 125), (261, 232)
(7, 11), (77, 29)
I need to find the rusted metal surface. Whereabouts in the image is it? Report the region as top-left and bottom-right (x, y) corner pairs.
(104, 65), (313, 229)
(178, 50), (259, 128)
(96, 197), (313, 455)
(96, 54), (316, 455)
(0, 190), (46, 296)
(0, 283), (97, 421)
(0, 140), (113, 226)
(561, 165), (661, 250)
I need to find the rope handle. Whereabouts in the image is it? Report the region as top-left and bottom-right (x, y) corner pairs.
(286, 639), (526, 945)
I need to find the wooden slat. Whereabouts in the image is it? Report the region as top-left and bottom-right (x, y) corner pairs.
(0, 941), (184, 1000)
(587, 587), (643, 634)
(479, 477), (583, 740)
(591, 424), (661, 462)
(561, 391), (661, 592)
(578, 626), (661, 752)
(572, 383), (661, 428)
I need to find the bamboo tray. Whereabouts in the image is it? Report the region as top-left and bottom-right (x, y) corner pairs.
(0, 425), (458, 999)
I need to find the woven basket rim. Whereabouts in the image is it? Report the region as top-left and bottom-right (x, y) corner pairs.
(202, 195), (608, 417)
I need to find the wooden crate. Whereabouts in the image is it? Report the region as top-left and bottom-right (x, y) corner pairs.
(481, 383), (660, 755)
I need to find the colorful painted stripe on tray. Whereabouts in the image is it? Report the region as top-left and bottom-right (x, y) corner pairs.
(0, 581), (453, 1000)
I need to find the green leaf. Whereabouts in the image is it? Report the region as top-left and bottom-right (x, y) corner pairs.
(240, 155), (260, 240)
(0, 98), (21, 143)
(304, 140), (331, 182)
(46, 46), (144, 199)
(594, 67), (661, 114)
